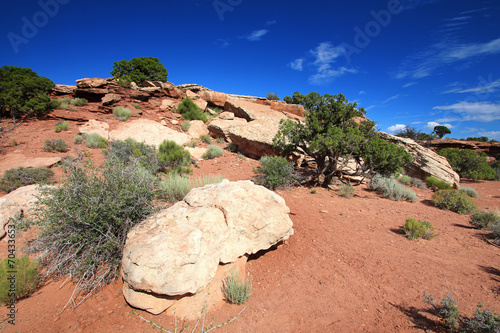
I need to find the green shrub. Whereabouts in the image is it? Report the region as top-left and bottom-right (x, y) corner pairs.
(339, 183), (355, 198)
(410, 177), (427, 189)
(49, 99), (61, 109)
(426, 176), (452, 190)
(0, 167), (54, 193)
(459, 186), (478, 198)
(493, 167), (500, 181)
(438, 148), (495, 181)
(110, 56), (168, 87)
(59, 97), (71, 104)
(113, 106), (131, 121)
(203, 145), (223, 159)
(82, 133), (108, 149)
(227, 142), (238, 153)
(223, 270), (251, 305)
(470, 211), (500, 229)
(157, 173), (223, 202)
(266, 92), (280, 101)
(28, 156), (156, 297)
(69, 105), (77, 112)
(200, 134), (212, 144)
(186, 138), (198, 148)
(70, 98), (88, 106)
(369, 175), (418, 203)
(216, 137), (225, 143)
(54, 121), (69, 133)
(106, 138), (159, 172)
(59, 102), (69, 110)
(43, 138), (70, 152)
(134, 104), (142, 109)
(254, 156), (297, 190)
(399, 175), (411, 186)
(177, 98), (207, 122)
(73, 135), (83, 144)
(459, 305), (500, 333)
(432, 190), (478, 214)
(181, 121), (191, 132)
(158, 140), (192, 174)
(402, 217), (434, 240)
(361, 137), (412, 176)
(491, 223), (500, 240)
(0, 257), (39, 305)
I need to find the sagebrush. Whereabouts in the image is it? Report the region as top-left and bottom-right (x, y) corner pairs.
(369, 175), (418, 203)
(432, 190), (477, 214)
(0, 167), (54, 193)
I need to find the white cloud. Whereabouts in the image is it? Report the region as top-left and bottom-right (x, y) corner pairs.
(443, 78), (500, 94)
(383, 94), (401, 104)
(247, 29), (269, 41)
(424, 121), (453, 130)
(396, 37), (500, 79)
(308, 66), (357, 85)
(359, 90), (365, 95)
(289, 58), (304, 71)
(478, 131), (500, 140)
(433, 101), (500, 122)
(307, 42), (356, 84)
(403, 82), (416, 88)
(387, 124), (407, 133)
(266, 20), (277, 26)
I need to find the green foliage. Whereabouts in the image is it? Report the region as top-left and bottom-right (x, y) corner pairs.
(283, 91), (306, 105)
(459, 186), (478, 198)
(433, 125), (451, 139)
(339, 183), (355, 198)
(29, 156), (157, 297)
(43, 138), (70, 152)
(54, 120), (69, 133)
(362, 136), (412, 176)
(200, 134), (212, 144)
(0, 167), (54, 193)
(369, 175), (418, 202)
(223, 270), (252, 305)
(181, 121), (191, 132)
(82, 133), (108, 149)
(283, 96), (292, 104)
(426, 176), (452, 190)
(73, 135), (83, 144)
(186, 138), (198, 148)
(432, 190), (478, 214)
(134, 104), (142, 109)
(425, 293), (461, 330)
(399, 175), (411, 185)
(203, 145), (223, 159)
(113, 106), (131, 121)
(399, 175), (427, 189)
(0, 257), (39, 305)
(157, 173), (223, 202)
(177, 98), (207, 122)
(227, 142), (238, 153)
(466, 136), (489, 142)
(402, 217), (434, 240)
(254, 156), (297, 190)
(266, 92), (280, 101)
(438, 148), (495, 181)
(394, 125), (421, 140)
(0, 66), (55, 119)
(70, 98), (88, 106)
(49, 99), (61, 109)
(110, 56), (168, 87)
(106, 138), (159, 173)
(470, 211), (500, 229)
(158, 140), (192, 174)
(273, 92), (408, 186)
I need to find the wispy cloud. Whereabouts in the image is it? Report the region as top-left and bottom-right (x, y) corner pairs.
(396, 37), (500, 79)
(308, 42), (356, 84)
(387, 124), (407, 133)
(433, 101), (500, 122)
(403, 82), (416, 88)
(359, 90), (366, 95)
(266, 20), (277, 26)
(289, 58), (304, 71)
(383, 94), (401, 104)
(246, 29), (269, 41)
(424, 121), (453, 130)
(215, 38), (229, 48)
(478, 131), (500, 140)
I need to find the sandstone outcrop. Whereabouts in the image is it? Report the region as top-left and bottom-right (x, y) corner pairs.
(78, 119), (110, 140)
(378, 132), (460, 187)
(51, 84), (76, 95)
(0, 198), (21, 239)
(109, 119), (190, 147)
(121, 180), (293, 317)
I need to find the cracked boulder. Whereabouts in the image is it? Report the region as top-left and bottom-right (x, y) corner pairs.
(121, 179), (294, 315)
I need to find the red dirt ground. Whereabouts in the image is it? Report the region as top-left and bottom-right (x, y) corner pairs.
(0, 107), (499, 332)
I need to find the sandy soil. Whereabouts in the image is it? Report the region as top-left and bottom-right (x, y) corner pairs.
(0, 107), (499, 332)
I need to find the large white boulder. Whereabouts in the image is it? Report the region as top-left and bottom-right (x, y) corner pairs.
(109, 119), (191, 147)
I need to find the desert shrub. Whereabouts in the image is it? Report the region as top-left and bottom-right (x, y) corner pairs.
(459, 305), (500, 333)
(28, 156), (156, 299)
(223, 270), (251, 305)
(216, 137), (225, 143)
(424, 293), (460, 330)
(43, 138), (70, 152)
(73, 135), (83, 144)
(110, 56), (168, 87)
(339, 183), (355, 198)
(266, 92), (280, 101)
(426, 176), (452, 190)
(186, 138), (198, 148)
(82, 133), (108, 149)
(200, 134), (212, 144)
(493, 167), (500, 181)
(134, 104), (141, 109)
(54, 120), (69, 133)
(49, 99), (61, 109)
(70, 98), (88, 106)
(491, 223), (500, 241)
(59, 102), (69, 110)
(177, 98), (207, 122)
(158, 140), (192, 174)
(432, 190), (477, 214)
(361, 137), (412, 176)
(181, 121), (191, 132)
(399, 175), (411, 186)
(203, 145), (223, 159)
(0, 257), (39, 305)
(402, 217), (434, 240)
(113, 106), (131, 121)
(470, 211), (500, 229)
(254, 156), (297, 190)
(459, 186), (478, 198)
(410, 177), (427, 189)
(59, 97), (71, 104)
(227, 142), (238, 152)
(106, 138), (159, 172)
(369, 175), (418, 202)
(0, 167), (54, 193)
(157, 173), (223, 202)
(438, 148), (495, 181)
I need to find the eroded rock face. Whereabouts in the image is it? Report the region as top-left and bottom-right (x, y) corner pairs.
(121, 180), (293, 314)
(52, 84), (76, 95)
(2, 184), (46, 218)
(227, 117), (282, 158)
(0, 198), (21, 239)
(108, 119), (190, 147)
(378, 132), (460, 187)
(78, 119), (110, 140)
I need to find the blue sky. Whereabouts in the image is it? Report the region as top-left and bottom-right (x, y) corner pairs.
(1, 0), (499, 139)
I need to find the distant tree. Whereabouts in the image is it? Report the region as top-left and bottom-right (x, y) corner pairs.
(273, 92), (411, 186)
(0, 65), (55, 119)
(266, 92), (280, 101)
(433, 125), (451, 139)
(283, 91), (306, 105)
(466, 136), (489, 142)
(110, 57), (168, 87)
(438, 148), (495, 181)
(283, 96), (293, 104)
